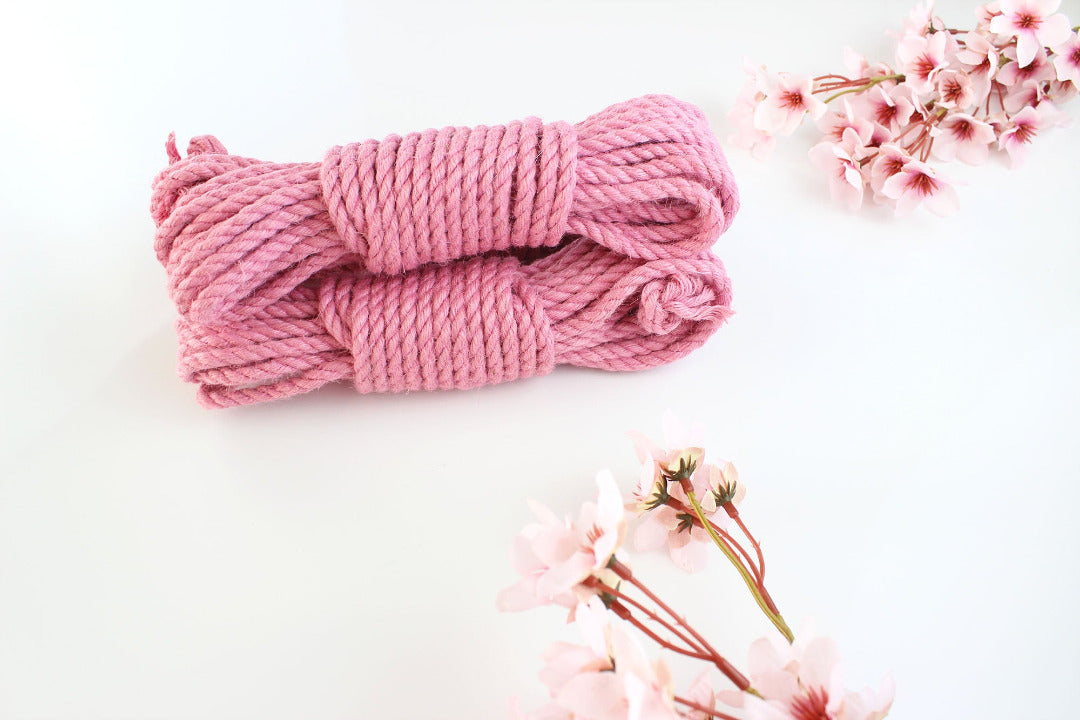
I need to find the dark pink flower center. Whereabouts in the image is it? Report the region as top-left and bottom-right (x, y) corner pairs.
(780, 90), (807, 111)
(941, 76), (965, 104)
(790, 686), (832, 720)
(907, 169), (940, 197)
(1014, 57), (1044, 81)
(1016, 12), (1039, 30)
(1013, 121), (1037, 144)
(874, 101), (898, 126)
(950, 118), (974, 141)
(914, 53), (938, 80)
(1070, 46), (1080, 67)
(882, 156), (906, 176)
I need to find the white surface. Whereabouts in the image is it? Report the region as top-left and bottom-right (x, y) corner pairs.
(2, 0), (1079, 718)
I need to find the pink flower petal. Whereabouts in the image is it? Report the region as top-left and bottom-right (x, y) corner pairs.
(557, 672), (627, 720)
(633, 515), (671, 552)
(798, 637), (841, 690)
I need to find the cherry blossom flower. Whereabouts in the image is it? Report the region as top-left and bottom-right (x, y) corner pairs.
(975, 1), (1002, 31)
(856, 85), (917, 135)
(989, 0), (1072, 67)
(754, 73), (827, 135)
(880, 158), (959, 216)
(497, 471), (628, 612)
(630, 414), (744, 573)
(867, 144), (914, 200)
(540, 599), (615, 696)
(1047, 78), (1078, 102)
(631, 458), (743, 573)
(718, 630), (894, 720)
(896, 30), (956, 95)
(1003, 78), (1049, 113)
(935, 69), (977, 109)
(817, 99), (876, 146)
(727, 1), (1076, 213)
(930, 112), (996, 164)
(996, 45), (1056, 86)
(1052, 32), (1080, 86)
(997, 103), (1060, 166)
(729, 65), (778, 160)
(955, 31), (1000, 103)
(553, 601), (682, 720)
(808, 133), (868, 212)
(900, 1), (945, 38)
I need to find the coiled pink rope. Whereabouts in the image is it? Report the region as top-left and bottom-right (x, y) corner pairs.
(152, 95), (738, 324)
(176, 239), (732, 408)
(152, 95), (739, 407)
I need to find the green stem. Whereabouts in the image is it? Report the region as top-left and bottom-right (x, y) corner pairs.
(822, 74), (904, 104)
(684, 487), (794, 643)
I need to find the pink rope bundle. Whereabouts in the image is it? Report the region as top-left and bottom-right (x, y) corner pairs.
(177, 239), (732, 408)
(152, 95), (740, 407)
(152, 95), (738, 324)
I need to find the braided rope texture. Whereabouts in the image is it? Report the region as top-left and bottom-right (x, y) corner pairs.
(152, 95), (740, 408)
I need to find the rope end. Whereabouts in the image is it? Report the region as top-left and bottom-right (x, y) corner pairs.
(165, 132), (181, 164)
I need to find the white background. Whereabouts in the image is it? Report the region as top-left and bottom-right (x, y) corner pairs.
(2, 0), (1078, 718)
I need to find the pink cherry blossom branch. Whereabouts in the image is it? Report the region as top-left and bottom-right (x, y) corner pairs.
(728, 1), (1079, 215)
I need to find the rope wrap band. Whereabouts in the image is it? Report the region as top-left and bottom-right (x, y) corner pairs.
(321, 119), (576, 275)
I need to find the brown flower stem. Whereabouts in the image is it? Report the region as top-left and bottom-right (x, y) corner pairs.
(817, 74), (905, 104)
(681, 485), (794, 644)
(609, 560), (752, 691)
(726, 509), (779, 615)
(618, 609), (715, 663)
(674, 695), (742, 720)
(813, 73), (854, 83)
(592, 579), (708, 655)
(731, 511), (766, 585)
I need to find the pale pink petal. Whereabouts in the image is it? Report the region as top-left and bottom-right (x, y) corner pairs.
(528, 498), (564, 527)
(610, 622), (654, 682)
(509, 533), (546, 575)
(923, 182), (960, 216)
(668, 535), (709, 573)
(634, 515), (672, 552)
(798, 637), (841, 690)
(754, 671), (801, 707)
(686, 670), (714, 713)
(496, 576), (543, 612)
(1016, 31), (1041, 67)
(540, 642), (609, 694)
(744, 696), (794, 720)
(715, 689), (745, 709)
(747, 637), (784, 677)
(629, 431), (663, 465)
(574, 597), (613, 659)
(1039, 12), (1072, 48)
(537, 552), (595, 598)
(557, 672), (627, 720)
(531, 526), (580, 567)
